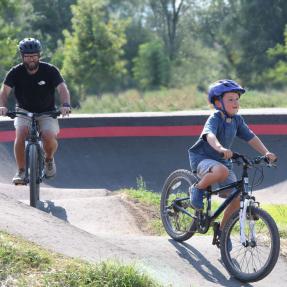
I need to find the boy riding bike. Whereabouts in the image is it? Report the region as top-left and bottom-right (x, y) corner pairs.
(188, 79), (277, 243)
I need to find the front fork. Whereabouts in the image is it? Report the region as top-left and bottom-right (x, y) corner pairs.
(24, 141), (44, 183)
(239, 177), (258, 246)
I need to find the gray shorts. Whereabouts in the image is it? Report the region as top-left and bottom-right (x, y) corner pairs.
(197, 159), (237, 198)
(14, 108), (59, 135)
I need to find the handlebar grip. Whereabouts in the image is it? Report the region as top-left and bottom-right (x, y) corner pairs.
(231, 152), (241, 159)
(51, 110), (62, 118)
(219, 151), (240, 159)
(264, 156), (277, 164)
(6, 111), (16, 119)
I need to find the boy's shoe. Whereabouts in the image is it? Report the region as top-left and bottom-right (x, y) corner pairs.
(189, 184), (204, 210)
(45, 158), (56, 178)
(12, 169), (26, 185)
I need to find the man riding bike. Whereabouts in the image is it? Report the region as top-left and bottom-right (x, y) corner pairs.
(0, 37), (71, 184)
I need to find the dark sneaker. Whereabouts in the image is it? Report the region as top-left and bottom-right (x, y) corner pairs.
(189, 184), (204, 210)
(45, 158), (56, 178)
(12, 169), (26, 185)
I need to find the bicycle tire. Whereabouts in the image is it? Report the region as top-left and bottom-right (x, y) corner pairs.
(29, 144), (40, 207)
(160, 169), (198, 241)
(221, 207), (280, 282)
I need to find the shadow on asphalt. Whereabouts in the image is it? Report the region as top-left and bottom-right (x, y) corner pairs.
(168, 239), (252, 287)
(38, 200), (69, 222)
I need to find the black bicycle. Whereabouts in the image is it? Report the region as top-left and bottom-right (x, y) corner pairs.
(160, 153), (280, 282)
(7, 110), (61, 208)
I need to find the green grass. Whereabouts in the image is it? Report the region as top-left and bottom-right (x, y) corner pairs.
(74, 87), (287, 113)
(123, 187), (287, 239)
(123, 177), (164, 235)
(0, 231), (161, 287)
(261, 204), (287, 238)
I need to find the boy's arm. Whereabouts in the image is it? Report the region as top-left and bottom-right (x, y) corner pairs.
(206, 133), (233, 159)
(0, 84), (12, 115)
(248, 136), (277, 162)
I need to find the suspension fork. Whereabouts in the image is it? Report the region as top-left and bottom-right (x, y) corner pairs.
(239, 176), (256, 245)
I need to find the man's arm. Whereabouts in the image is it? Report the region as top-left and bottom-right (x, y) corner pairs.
(56, 82), (70, 105)
(56, 82), (71, 116)
(0, 84), (12, 115)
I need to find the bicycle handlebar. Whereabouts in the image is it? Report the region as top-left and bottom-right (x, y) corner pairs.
(219, 151), (276, 167)
(231, 152), (277, 167)
(6, 110), (62, 119)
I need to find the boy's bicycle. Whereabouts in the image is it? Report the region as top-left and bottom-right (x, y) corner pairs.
(7, 110), (61, 208)
(160, 152), (280, 282)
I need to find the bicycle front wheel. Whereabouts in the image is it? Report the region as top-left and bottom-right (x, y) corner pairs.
(28, 144), (40, 207)
(160, 169), (198, 242)
(221, 207), (280, 282)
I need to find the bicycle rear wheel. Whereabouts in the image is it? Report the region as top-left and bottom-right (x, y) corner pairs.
(160, 169), (198, 241)
(28, 144), (40, 207)
(221, 207), (280, 282)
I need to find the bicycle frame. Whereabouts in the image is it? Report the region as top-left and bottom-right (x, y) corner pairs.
(7, 110), (61, 207)
(160, 153), (279, 282)
(173, 158), (254, 229)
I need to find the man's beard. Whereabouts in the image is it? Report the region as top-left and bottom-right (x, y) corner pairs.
(24, 61), (39, 72)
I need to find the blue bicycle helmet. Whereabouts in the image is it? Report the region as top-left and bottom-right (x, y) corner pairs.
(208, 79), (245, 104)
(18, 38), (42, 54)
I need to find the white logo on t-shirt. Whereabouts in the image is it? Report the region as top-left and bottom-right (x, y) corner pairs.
(38, 80), (46, 85)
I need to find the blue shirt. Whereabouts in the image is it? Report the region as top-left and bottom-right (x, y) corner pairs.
(189, 111), (255, 170)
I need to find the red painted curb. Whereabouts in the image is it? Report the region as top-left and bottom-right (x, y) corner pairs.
(0, 124), (286, 142)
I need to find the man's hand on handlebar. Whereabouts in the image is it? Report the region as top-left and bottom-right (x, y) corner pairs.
(0, 106), (8, 116)
(60, 104), (71, 117)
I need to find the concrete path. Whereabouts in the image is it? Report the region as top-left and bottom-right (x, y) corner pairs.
(0, 187), (286, 287)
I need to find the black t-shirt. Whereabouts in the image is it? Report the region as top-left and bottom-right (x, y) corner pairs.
(4, 62), (64, 113)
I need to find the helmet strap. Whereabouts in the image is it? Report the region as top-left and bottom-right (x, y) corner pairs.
(214, 98), (232, 119)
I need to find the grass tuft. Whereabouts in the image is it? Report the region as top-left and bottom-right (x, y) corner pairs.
(0, 231), (161, 287)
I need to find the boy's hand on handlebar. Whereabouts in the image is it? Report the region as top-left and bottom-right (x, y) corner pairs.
(219, 147), (233, 159)
(265, 152), (277, 163)
(0, 106), (8, 116)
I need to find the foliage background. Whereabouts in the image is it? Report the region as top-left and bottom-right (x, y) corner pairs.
(1, 0), (287, 109)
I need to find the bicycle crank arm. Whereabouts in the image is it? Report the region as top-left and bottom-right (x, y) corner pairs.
(172, 201), (197, 219)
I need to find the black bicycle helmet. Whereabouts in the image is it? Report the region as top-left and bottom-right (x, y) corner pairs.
(18, 38), (42, 54)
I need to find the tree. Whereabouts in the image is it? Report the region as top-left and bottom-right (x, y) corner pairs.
(0, 0), (26, 79)
(195, 0), (242, 79)
(265, 26), (287, 86)
(105, 0), (153, 88)
(61, 0), (127, 101)
(196, 0), (287, 87)
(235, 0), (287, 87)
(29, 0), (76, 53)
(133, 40), (170, 89)
(148, 0), (191, 60)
